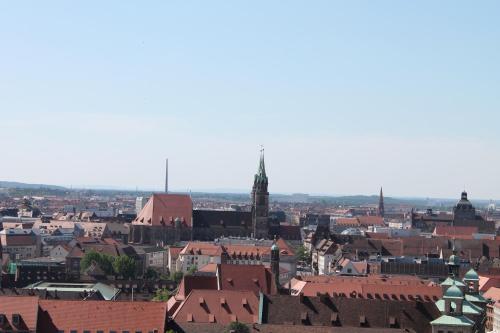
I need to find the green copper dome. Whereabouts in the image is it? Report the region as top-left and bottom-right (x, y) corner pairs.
(441, 277), (465, 287)
(463, 268), (479, 281)
(444, 284), (464, 299)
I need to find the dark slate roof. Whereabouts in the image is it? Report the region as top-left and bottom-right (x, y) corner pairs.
(263, 294), (440, 333)
(173, 323), (412, 333)
(193, 210), (252, 228)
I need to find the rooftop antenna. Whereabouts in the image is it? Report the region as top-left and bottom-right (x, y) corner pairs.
(165, 158), (169, 193)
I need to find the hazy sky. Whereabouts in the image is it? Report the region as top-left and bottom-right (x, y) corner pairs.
(1, 1), (500, 199)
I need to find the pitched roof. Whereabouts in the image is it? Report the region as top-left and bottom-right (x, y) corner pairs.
(0, 296), (39, 332)
(38, 299), (167, 332)
(433, 226), (478, 238)
(357, 216), (384, 226)
(291, 275), (442, 301)
(192, 210), (252, 228)
(180, 242), (225, 256)
(264, 294), (440, 333)
(172, 289), (259, 325)
(133, 193), (193, 227)
(224, 238), (294, 259)
(0, 234), (37, 246)
(175, 323), (410, 333)
(176, 275), (218, 301)
(218, 264), (278, 295)
(168, 246), (184, 259)
(198, 263), (218, 274)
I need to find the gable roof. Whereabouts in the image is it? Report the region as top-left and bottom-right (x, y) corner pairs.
(264, 294), (440, 333)
(38, 299), (167, 332)
(133, 193), (193, 227)
(0, 296), (39, 332)
(218, 264), (278, 295)
(180, 242), (225, 256)
(172, 290), (259, 325)
(176, 275), (218, 301)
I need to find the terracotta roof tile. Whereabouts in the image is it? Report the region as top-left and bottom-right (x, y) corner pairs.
(0, 296), (38, 332)
(218, 264), (278, 295)
(133, 193), (193, 227)
(173, 290), (259, 325)
(38, 299), (166, 332)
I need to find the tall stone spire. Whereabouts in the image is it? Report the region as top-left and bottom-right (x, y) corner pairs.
(378, 187), (385, 217)
(252, 146), (269, 239)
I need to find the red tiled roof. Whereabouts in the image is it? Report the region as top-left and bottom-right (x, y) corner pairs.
(198, 263), (218, 273)
(38, 299), (166, 332)
(173, 290), (259, 325)
(177, 275), (218, 301)
(180, 242), (224, 256)
(480, 275), (500, 292)
(433, 226), (478, 238)
(357, 216), (384, 226)
(224, 238), (294, 259)
(133, 193), (193, 227)
(169, 246), (184, 259)
(483, 287), (500, 302)
(292, 275), (441, 301)
(1, 235), (37, 246)
(218, 264), (278, 295)
(336, 218), (360, 226)
(0, 296), (38, 332)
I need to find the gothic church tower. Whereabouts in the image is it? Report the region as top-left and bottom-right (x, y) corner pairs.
(252, 148), (269, 239)
(378, 187), (385, 217)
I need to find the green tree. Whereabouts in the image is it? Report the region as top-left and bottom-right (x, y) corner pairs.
(186, 265), (197, 276)
(224, 322), (250, 333)
(113, 255), (137, 279)
(80, 250), (115, 275)
(169, 271), (183, 283)
(145, 267), (159, 280)
(152, 288), (171, 302)
(296, 245), (310, 263)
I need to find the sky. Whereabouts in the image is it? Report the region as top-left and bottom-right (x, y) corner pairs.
(1, 1), (500, 199)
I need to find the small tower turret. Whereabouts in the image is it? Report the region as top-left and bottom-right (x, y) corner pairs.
(270, 238), (280, 289)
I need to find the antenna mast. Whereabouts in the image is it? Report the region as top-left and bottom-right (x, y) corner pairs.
(165, 158), (169, 193)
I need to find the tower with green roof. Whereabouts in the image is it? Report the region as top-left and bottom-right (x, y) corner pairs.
(447, 240), (461, 277)
(462, 267), (487, 308)
(431, 282), (477, 333)
(270, 238), (280, 288)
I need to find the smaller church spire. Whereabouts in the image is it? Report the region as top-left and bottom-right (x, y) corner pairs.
(378, 187), (385, 217)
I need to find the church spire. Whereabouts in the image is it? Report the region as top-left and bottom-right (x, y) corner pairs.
(256, 145), (267, 182)
(252, 146), (270, 239)
(378, 187), (385, 217)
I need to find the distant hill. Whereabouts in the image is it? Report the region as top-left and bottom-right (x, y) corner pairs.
(0, 181), (67, 190)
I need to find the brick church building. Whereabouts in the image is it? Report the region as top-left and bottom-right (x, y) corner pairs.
(129, 152), (301, 245)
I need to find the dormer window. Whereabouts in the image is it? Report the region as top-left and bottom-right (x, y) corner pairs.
(12, 313), (20, 326)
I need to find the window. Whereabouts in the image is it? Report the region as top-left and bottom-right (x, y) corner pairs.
(70, 330), (77, 333)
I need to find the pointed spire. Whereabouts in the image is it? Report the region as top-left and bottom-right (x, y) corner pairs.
(254, 145), (268, 185)
(378, 187), (385, 217)
(258, 145), (266, 178)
